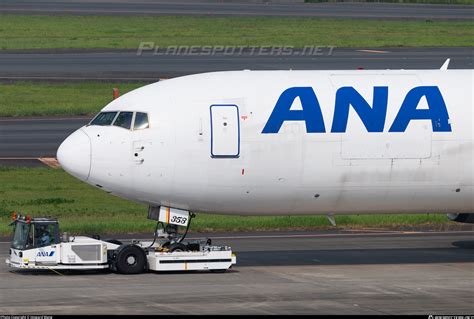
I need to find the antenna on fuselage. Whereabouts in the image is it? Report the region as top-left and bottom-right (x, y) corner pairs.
(440, 58), (450, 71)
(326, 214), (336, 227)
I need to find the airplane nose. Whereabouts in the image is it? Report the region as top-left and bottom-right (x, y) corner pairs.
(57, 129), (91, 181)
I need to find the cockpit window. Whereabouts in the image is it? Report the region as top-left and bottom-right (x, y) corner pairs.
(113, 111), (133, 129)
(90, 112), (117, 126)
(134, 112), (149, 130)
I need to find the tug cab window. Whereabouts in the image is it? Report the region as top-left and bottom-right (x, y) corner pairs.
(134, 112), (149, 130)
(11, 222), (31, 250)
(34, 223), (57, 248)
(113, 111), (133, 129)
(90, 112), (117, 126)
(11, 219), (59, 250)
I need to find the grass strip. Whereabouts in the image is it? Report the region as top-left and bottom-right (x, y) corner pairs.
(1, 15), (473, 50)
(0, 167), (453, 237)
(0, 81), (146, 117)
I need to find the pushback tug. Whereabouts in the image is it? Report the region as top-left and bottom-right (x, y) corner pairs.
(6, 208), (236, 274)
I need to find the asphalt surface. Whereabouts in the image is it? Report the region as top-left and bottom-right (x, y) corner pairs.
(0, 47), (471, 166)
(0, 0), (473, 20)
(0, 47), (472, 81)
(0, 117), (90, 161)
(1, 230), (473, 314)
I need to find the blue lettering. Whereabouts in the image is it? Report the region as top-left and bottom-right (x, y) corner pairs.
(37, 251), (54, 257)
(262, 86), (451, 134)
(389, 86), (452, 132)
(331, 86), (388, 133)
(262, 87), (326, 133)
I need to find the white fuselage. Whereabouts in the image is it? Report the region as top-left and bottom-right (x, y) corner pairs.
(57, 70), (474, 216)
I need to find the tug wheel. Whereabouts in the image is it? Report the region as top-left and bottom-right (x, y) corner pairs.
(115, 244), (146, 274)
(167, 243), (188, 252)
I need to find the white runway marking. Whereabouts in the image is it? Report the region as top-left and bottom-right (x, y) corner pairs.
(357, 49), (390, 54)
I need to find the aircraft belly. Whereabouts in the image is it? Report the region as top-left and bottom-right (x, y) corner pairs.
(164, 137), (472, 215)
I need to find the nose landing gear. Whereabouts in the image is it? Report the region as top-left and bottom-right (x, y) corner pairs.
(133, 206), (235, 272)
(146, 207), (201, 252)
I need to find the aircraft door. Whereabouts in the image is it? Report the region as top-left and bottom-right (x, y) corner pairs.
(210, 104), (240, 158)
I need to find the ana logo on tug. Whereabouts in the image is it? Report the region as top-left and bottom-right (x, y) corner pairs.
(262, 86), (452, 133)
(37, 251), (55, 257)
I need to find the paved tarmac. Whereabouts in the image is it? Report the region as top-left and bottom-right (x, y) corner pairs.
(0, 117), (89, 160)
(0, 47), (471, 166)
(0, 47), (472, 81)
(0, 230), (473, 314)
(1, 0), (473, 20)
